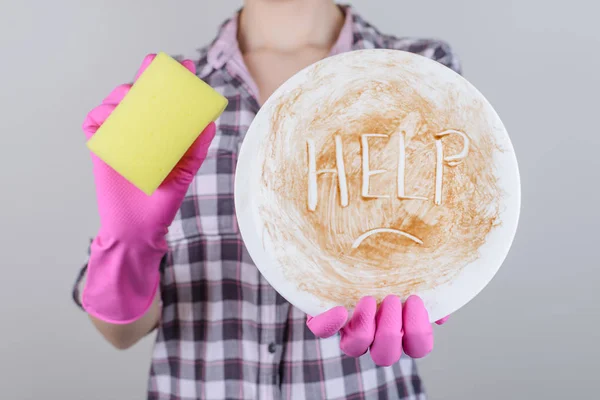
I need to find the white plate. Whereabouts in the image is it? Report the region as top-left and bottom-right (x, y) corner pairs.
(235, 49), (520, 322)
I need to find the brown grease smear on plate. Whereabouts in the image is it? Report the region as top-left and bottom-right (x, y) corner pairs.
(259, 56), (502, 309)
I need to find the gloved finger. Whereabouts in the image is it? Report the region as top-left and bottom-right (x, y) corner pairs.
(435, 315), (450, 325)
(82, 103), (116, 139)
(134, 54), (157, 81)
(168, 122), (217, 185)
(133, 54), (196, 82)
(102, 83), (132, 106)
(83, 83), (132, 139)
(306, 306), (348, 338)
(370, 295), (403, 366)
(180, 59), (196, 75)
(339, 296), (376, 357)
(402, 295), (433, 359)
(103, 56), (191, 109)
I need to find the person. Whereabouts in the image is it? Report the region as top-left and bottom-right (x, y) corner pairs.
(72, 1), (462, 399)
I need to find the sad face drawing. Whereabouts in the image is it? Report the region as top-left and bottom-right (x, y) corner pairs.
(254, 51), (505, 310)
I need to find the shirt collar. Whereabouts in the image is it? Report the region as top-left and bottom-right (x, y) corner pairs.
(204, 4), (374, 73)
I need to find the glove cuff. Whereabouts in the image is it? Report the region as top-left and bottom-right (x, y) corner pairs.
(81, 233), (167, 324)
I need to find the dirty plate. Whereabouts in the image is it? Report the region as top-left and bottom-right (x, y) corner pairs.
(234, 49), (520, 322)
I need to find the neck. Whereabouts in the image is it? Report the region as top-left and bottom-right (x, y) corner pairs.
(239, 0), (344, 53)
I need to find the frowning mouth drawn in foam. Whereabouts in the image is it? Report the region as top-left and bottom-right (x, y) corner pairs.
(258, 62), (503, 309)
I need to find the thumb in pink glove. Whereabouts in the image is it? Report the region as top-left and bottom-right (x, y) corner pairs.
(82, 54), (217, 324)
(307, 295), (448, 366)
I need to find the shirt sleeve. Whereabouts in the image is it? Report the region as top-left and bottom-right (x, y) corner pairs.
(392, 37), (463, 75)
(428, 40), (462, 75)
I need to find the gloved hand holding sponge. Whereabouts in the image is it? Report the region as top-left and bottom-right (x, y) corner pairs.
(82, 53), (227, 323)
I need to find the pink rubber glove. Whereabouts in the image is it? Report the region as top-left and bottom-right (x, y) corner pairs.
(81, 54), (217, 324)
(307, 295), (449, 366)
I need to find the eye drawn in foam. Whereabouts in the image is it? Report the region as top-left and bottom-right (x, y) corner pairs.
(256, 51), (507, 310)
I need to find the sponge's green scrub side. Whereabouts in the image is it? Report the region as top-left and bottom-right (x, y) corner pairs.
(86, 52), (228, 195)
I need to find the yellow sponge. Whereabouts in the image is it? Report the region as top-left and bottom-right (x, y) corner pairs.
(87, 52), (228, 195)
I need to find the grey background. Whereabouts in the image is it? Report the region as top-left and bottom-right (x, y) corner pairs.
(0, 0), (597, 399)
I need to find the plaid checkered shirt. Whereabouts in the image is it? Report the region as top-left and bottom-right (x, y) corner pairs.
(73, 5), (461, 400)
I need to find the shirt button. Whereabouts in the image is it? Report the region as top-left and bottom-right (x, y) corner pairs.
(268, 343), (277, 353)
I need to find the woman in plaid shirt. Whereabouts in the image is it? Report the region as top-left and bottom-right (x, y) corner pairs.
(74, 1), (461, 399)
